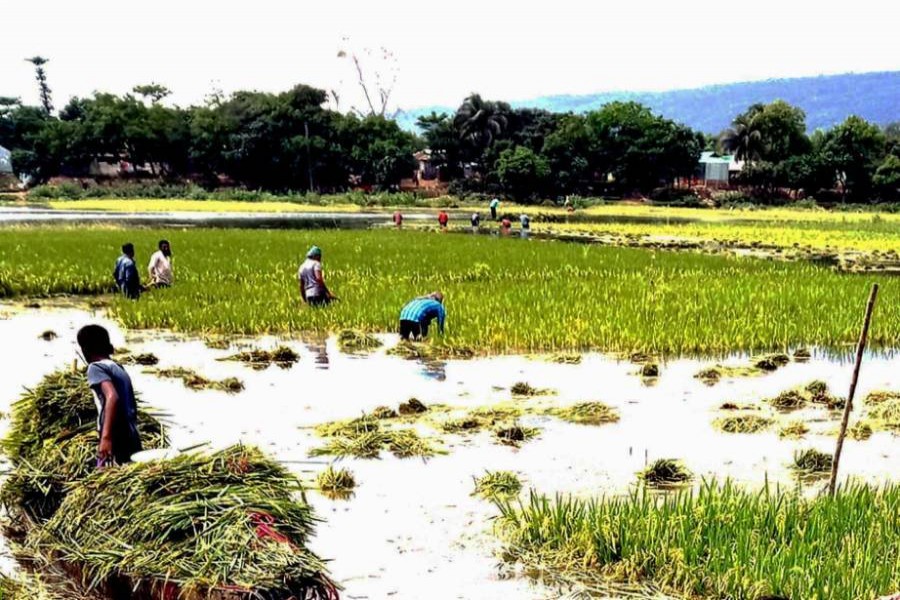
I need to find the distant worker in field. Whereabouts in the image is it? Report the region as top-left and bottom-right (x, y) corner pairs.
(393, 211), (403, 228)
(298, 245), (336, 306)
(148, 239), (173, 288)
(471, 212), (481, 232)
(399, 291), (446, 341)
(519, 213), (530, 230)
(438, 210), (449, 229)
(114, 243), (141, 300)
(77, 324), (143, 467)
(489, 197), (500, 220)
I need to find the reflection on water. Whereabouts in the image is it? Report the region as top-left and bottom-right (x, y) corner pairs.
(1, 304), (899, 599)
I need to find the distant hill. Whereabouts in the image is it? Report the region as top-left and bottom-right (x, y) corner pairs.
(395, 71), (900, 134)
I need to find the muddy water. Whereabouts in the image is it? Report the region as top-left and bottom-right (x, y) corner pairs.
(1, 304), (898, 599)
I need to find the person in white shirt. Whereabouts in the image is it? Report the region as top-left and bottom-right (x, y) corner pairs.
(148, 240), (173, 287)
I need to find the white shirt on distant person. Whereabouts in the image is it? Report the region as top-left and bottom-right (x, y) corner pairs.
(148, 251), (173, 286)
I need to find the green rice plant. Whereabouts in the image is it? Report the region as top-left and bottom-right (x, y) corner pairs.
(792, 448), (833, 476)
(337, 328), (382, 353)
(316, 465), (356, 498)
(314, 415), (381, 438)
(545, 402), (619, 426)
(805, 379), (828, 397)
(0, 368), (167, 523)
(638, 459), (692, 487)
(778, 421), (810, 438)
(494, 423), (540, 446)
(310, 425), (441, 459)
(203, 336), (232, 350)
(7, 227), (900, 355)
(385, 429), (442, 458)
(27, 446), (336, 598)
(0, 573), (60, 600)
(714, 414), (773, 434)
(493, 480), (900, 599)
(473, 471), (522, 499)
(752, 352), (790, 371)
(310, 430), (387, 459)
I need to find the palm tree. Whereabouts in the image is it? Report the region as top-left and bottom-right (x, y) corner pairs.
(453, 94), (509, 151)
(720, 113), (763, 164)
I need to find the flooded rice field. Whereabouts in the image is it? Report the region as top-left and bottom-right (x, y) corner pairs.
(1, 302), (898, 599)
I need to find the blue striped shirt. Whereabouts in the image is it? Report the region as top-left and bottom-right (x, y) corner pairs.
(400, 298), (446, 333)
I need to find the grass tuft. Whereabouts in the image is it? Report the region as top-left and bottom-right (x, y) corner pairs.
(638, 459), (692, 487)
(792, 448), (833, 476)
(714, 414), (773, 434)
(38, 330), (58, 341)
(221, 345), (298, 368)
(337, 329), (382, 353)
(473, 471), (522, 499)
(545, 402), (620, 426)
(494, 423), (540, 446)
(316, 465), (356, 498)
(779, 421), (810, 439)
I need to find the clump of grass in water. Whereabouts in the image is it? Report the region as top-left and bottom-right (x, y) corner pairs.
(866, 394), (900, 431)
(638, 459), (692, 487)
(545, 402), (619, 426)
(398, 398), (427, 415)
(510, 382), (554, 397)
(719, 402), (759, 411)
(473, 471), (522, 499)
(221, 345), (298, 368)
(387, 341), (475, 361)
(752, 352), (790, 371)
(546, 352), (581, 365)
(793, 347), (812, 361)
(849, 421), (873, 440)
(714, 414), (773, 434)
(639, 362), (659, 378)
(337, 329), (382, 353)
(151, 367), (245, 393)
(310, 424), (442, 459)
(493, 480), (900, 600)
(768, 390), (807, 411)
(494, 422), (540, 446)
(38, 330), (57, 341)
(792, 448), (833, 476)
(119, 352), (159, 366)
(316, 465), (356, 498)
(865, 390), (900, 406)
(779, 421), (809, 438)
(371, 406), (398, 419)
(203, 336), (231, 350)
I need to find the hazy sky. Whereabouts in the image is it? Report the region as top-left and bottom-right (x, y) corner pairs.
(3, 0), (898, 114)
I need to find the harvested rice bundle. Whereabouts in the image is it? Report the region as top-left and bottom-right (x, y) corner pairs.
(792, 448), (833, 476)
(221, 345), (299, 368)
(28, 445), (337, 599)
(0, 368), (166, 522)
(317, 465), (356, 498)
(714, 414), (773, 434)
(119, 352), (159, 366)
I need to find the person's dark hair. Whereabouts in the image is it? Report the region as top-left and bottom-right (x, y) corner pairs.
(77, 324), (115, 358)
(158, 239), (170, 249)
(122, 243), (134, 255)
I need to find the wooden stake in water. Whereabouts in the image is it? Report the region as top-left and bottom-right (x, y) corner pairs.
(828, 283), (878, 497)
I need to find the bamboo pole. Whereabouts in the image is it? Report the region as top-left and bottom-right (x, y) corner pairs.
(828, 283), (878, 497)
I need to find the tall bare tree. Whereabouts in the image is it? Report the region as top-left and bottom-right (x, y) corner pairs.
(336, 39), (399, 118)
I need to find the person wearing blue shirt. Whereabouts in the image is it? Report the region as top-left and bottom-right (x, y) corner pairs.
(399, 291), (446, 340)
(113, 243), (141, 299)
(77, 324), (143, 467)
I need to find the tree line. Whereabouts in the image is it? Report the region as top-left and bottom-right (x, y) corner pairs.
(2, 75), (898, 202)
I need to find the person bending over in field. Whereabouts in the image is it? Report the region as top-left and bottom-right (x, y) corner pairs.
(148, 239), (173, 288)
(114, 243), (142, 299)
(298, 245), (336, 306)
(77, 324), (143, 467)
(399, 291), (446, 341)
